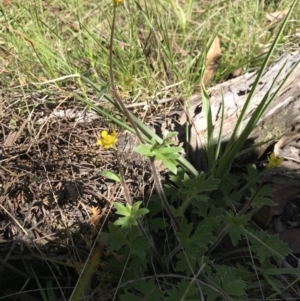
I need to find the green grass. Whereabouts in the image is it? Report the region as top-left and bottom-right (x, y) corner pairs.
(1, 0), (299, 98)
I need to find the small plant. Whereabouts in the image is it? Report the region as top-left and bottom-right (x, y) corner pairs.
(114, 201), (149, 234)
(134, 132), (183, 174)
(69, 0), (298, 299)
(96, 152), (291, 301)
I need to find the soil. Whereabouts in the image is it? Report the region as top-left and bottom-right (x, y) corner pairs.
(0, 87), (155, 299)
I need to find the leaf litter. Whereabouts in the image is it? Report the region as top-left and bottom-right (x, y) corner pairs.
(0, 86), (155, 298)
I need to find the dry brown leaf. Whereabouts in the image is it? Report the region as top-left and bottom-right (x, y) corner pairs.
(70, 21), (80, 32)
(2, 0), (12, 6)
(270, 185), (300, 216)
(231, 68), (243, 78)
(203, 36), (221, 86)
(4, 117), (28, 147)
(171, 39), (188, 56)
(265, 9), (289, 24)
(206, 36), (222, 62)
(279, 228), (300, 253)
(253, 184), (300, 228)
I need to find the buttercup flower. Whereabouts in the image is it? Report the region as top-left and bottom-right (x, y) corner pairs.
(267, 152), (284, 168)
(113, 0), (125, 6)
(97, 130), (118, 149)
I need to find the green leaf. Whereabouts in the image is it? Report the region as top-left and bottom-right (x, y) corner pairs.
(168, 169), (185, 188)
(178, 218), (216, 252)
(166, 280), (198, 301)
(203, 265), (247, 300)
(202, 274), (222, 301)
(134, 208), (149, 217)
(219, 174), (241, 197)
(177, 218), (193, 245)
(106, 249), (134, 280)
(114, 202), (131, 216)
(193, 204), (223, 231)
(128, 228), (150, 259)
(107, 223), (127, 251)
(264, 273), (286, 295)
(261, 234), (290, 260)
(182, 172), (220, 194)
(132, 280), (164, 301)
(121, 280), (164, 301)
(132, 201), (142, 211)
(164, 158), (178, 174)
(132, 201), (149, 218)
(175, 252), (197, 275)
(228, 226), (244, 247)
(223, 190), (242, 207)
(181, 173), (220, 211)
(246, 164), (258, 180)
(135, 141), (182, 174)
(220, 212), (251, 246)
(164, 184), (182, 203)
(248, 230), (291, 263)
(114, 216), (137, 227)
(190, 226), (216, 248)
(149, 217), (167, 232)
(134, 144), (153, 157)
(129, 255), (147, 276)
(113, 202), (148, 233)
(100, 170), (120, 182)
(159, 146), (182, 154)
(148, 196), (163, 215)
(251, 185), (275, 208)
(214, 265), (247, 297)
(156, 152), (179, 163)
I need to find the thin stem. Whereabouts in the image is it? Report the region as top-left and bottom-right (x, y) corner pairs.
(109, 4), (179, 232)
(150, 157), (180, 231)
(115, 148), (165, 267)
(114, 149), (131, 205)
(109, 5), (144, 144)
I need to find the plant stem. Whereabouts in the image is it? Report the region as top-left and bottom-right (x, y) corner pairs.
(109, 5), (144, 144)
(109, 4), (179, 232)
(114, 150), (164, 265)
(114, 149), (131, 205)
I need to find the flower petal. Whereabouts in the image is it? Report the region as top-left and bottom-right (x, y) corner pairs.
(101, 130), (108, 138)
(267, 152), (284, 168)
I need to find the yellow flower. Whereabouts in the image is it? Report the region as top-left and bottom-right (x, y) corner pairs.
(113, 0), (125, 6)
(267, 152), (284, 168)
(97, 130), (118, 149)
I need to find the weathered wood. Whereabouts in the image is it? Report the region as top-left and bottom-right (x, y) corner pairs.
(182, 52), (300, 171)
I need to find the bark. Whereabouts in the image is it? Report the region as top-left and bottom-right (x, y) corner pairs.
(180, 52), (300, 172)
